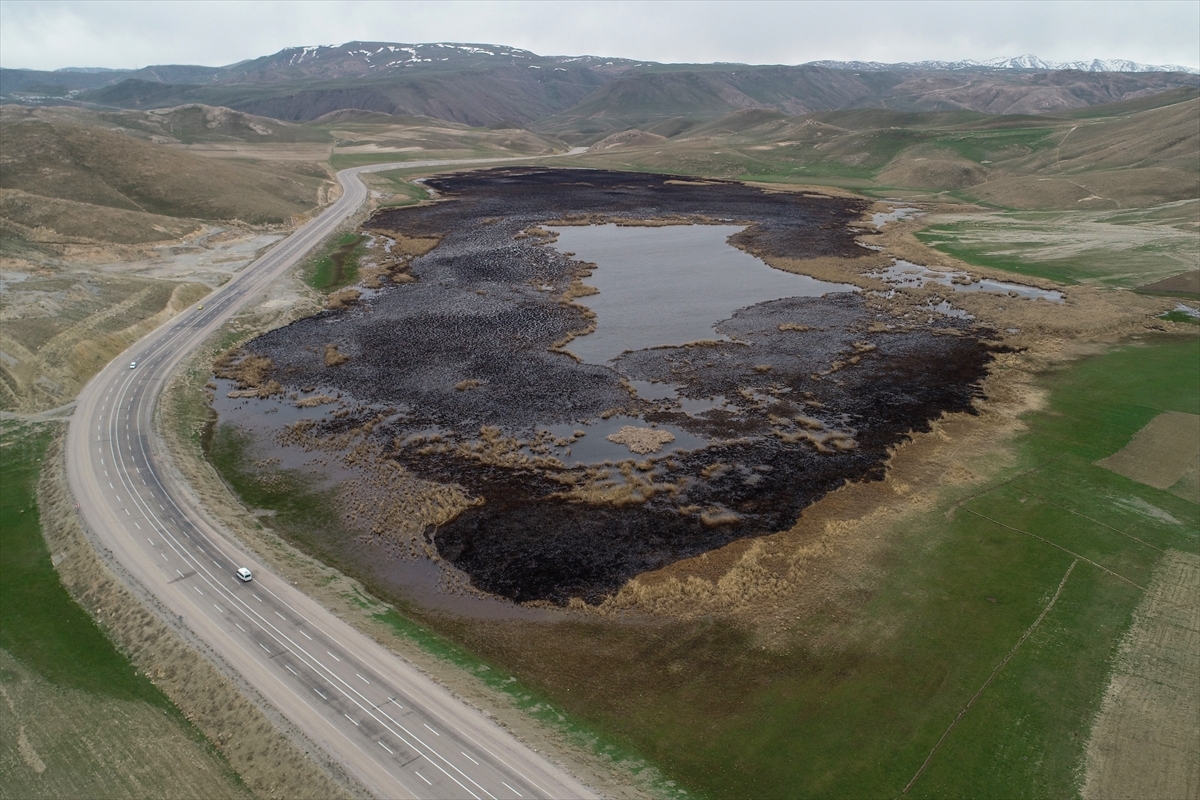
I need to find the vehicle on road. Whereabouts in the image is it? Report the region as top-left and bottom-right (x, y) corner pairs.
(236, 567), (253, 582)
(129, 361), (137, 369)
(197, 304), (204, 309)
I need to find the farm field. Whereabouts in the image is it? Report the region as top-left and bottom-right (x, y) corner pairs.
(0, 421), (249, 799)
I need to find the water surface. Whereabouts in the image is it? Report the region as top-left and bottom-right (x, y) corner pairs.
(550, 224), (857, 364)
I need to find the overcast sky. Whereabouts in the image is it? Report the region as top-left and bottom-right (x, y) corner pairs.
(2, 0), (1197, 72)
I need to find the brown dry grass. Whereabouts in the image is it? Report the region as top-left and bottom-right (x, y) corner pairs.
(1081, 549), (1200, 800)
(324, 288), (361, 310)
(322, 344), (349, 367)
(213, 351), (282, 398)
(605, 426), (675, 455)
(35, 431), (361, 800)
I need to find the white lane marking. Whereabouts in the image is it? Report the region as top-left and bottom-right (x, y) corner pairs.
(285, 664), (298, 676)
(235, 622), (245, 632)
(299, 630), (312, 640)
(109, 482), (114, 489)
(214, 604), (224, 613)
(417, 772), (432, 786)
(134, 522), (141, 530)
(344, 714), (359, 727)
(147, 538), (154, 545)
(314, 687), (327, 699)
(461, 751), (479, 765)
(502, 782), (523, 798)
(176, 570), (184, 578)
(379, 740), (394, 755)
(252, 594), (262, 603)
(259, 643), (270, 653)
(275, 611), (286, 620)
(161, 553), (168, 561)
(424, 724), (440, 736)
(327, 651), (340, 662)
(194, 587), (203, 595)
(104, 470), (108, 477)
(115, 496), (120, 502)
(124, 508), (131, 515)
(356, 673), (370, 684)
(159, 504), (164, 511)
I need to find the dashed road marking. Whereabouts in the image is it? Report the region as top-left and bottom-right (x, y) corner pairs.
(285, 664), (298, 676)
(327, 651), (340, 662)
(357, 673), (370, 684)
(315, 687), (327, 699)
(424, 724), (440, 736)
(462, 751), (479, 765)
(502, 782), (523, 797)
(344, 714), (359, 727)
(416, 772), (432, 786)
(379, 741), (394, 754)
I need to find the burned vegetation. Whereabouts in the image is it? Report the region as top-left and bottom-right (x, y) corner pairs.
(226, 168), (996, 605)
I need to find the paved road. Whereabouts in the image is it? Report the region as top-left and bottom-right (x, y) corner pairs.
(64, 160), (597, 799)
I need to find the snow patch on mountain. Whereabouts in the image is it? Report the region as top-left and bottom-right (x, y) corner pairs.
(807, 54), (1198, 74)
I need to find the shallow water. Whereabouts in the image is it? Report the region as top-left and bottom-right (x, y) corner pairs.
(550, 224), (858, 364)
(872, 207), (920, 228)
(876, 260), (1065, 303)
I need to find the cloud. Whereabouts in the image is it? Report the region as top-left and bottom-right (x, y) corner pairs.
(1, 0), (1197, 71)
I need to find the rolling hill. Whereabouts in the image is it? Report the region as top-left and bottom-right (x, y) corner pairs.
(4, 42), (1195, 134)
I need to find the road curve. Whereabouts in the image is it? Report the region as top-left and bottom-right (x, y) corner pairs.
(65, 160), (597, 799)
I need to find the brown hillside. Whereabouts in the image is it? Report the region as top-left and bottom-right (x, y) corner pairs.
(0, 116), (329, 223)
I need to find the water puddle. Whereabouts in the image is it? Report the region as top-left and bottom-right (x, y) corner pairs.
(549, 224), (858, 364)
(875, 260), (1064, 303)
(872, 207), (920, 228)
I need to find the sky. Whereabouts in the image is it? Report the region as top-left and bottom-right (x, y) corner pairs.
(1, 0), (1198, 72)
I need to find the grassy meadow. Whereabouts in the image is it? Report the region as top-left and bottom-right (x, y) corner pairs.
(0, 421), (248, 798)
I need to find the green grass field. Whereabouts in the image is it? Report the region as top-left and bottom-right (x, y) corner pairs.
(0, 423), (170, 703)
(0, 421), (247, 797)
(304, 231), (368, 291)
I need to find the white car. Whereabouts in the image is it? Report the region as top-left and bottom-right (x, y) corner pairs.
(236, 567), (253, 582)
(129, 361), (137, 369)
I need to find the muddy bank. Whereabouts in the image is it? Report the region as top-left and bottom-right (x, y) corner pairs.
(225, 168), (996, 605)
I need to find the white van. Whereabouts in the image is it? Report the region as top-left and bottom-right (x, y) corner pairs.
(236, 567), (253, 582)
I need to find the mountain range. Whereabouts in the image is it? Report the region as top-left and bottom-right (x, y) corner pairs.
(2, 42), (1197, 143)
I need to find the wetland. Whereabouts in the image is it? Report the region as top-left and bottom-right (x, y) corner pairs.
(208, 168), (1000, 607)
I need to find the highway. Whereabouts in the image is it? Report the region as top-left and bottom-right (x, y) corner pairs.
(64, 159), (597, 799)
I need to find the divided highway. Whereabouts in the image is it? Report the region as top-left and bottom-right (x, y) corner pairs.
(64, 160), (596, 799)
